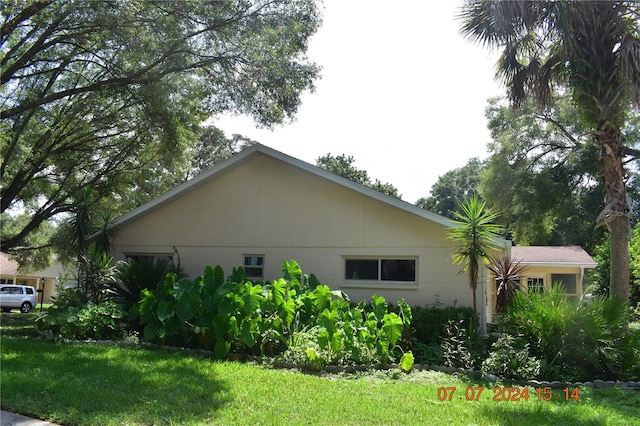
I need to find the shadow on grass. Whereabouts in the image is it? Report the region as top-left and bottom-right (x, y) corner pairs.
(0, 337), (232, 425)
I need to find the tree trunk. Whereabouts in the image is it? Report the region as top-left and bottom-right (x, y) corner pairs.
(596, 127), (630, 302)
(610, 216), (630, 300)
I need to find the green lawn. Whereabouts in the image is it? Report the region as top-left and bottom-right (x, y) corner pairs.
(2, 314), (640, 426)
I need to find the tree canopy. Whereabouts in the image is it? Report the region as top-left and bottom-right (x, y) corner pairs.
(480, 96), (634, 250)
(188, 125), (257, 180)
(416, 157), (483, 219)
(316, 153), (401, 199)
(1, 0), (322, 259)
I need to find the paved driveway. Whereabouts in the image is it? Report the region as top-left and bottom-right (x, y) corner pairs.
(0, 411), (59, 426)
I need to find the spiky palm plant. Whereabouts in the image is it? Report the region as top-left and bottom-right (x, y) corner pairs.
(487, 254), (527, 312)
(448, 196), (503, 320)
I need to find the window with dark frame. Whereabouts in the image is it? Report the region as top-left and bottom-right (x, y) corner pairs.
(345, 258), (416, 282)
(243, 255), (264, 279)
(527, 277), (545, 294)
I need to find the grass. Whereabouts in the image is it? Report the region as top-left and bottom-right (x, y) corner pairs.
(2, 313), (640, 426)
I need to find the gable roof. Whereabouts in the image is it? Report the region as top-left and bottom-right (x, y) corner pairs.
(108, 143), (476, 234)
(511, 246), (597, 268)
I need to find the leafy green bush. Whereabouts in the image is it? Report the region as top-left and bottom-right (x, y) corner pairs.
(111, 257), (187, 310)
(136, 260), (413, 365)
(440, 318), (484, 370)
(37, 300), (126, 340)
(481, 334), (540, 381)
(497, 285), (640, 381)
(410, 304), (474, 346)
(410, 341), (442, 365)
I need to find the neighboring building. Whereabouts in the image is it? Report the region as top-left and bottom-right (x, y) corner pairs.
(486, 245), (598, 322)
(108, 143), (508, 316)
(0, 253), (63, 304)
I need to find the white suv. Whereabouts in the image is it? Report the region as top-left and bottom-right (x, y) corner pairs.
(0, 285), (38, 313)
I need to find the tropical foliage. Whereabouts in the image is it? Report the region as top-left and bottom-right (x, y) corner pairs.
(496, 286), (640, 381)
(135, 260), (412, 366)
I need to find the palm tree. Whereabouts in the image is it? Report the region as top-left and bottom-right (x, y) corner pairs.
(449, 196), (503, 321)
(459, 1), (639, 301)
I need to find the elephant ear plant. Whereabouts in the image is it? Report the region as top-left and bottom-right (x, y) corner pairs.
(136, 260), (413, 367)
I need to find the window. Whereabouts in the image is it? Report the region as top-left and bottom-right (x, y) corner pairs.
(345, 258), (416, 282)
(551, 274), (577, 294)
(0, 278), (14, 285)
(243, 255), (264, 279)
(527, 277), (545, 294)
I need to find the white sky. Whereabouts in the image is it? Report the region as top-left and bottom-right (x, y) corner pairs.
(214, 0), (503, 204)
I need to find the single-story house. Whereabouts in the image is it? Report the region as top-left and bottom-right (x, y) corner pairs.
(107, 143), (597, 327)
(0, 253), (62, 304)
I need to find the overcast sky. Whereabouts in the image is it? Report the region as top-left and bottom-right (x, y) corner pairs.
(214, 0), (504, 203)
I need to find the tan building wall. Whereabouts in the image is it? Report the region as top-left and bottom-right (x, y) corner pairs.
(113, 152), (472, 308)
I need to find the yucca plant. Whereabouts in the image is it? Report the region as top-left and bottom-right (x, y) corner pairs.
(487, 255), (527, 312)
(448, 196), (503, 320)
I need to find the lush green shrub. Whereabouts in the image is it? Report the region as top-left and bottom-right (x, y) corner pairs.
(497, 286), (640, 381)
(440, 318), (484, 370)
(481, 334), (540, 381)
(136, 260), (413, 365)
(410, 341), (442, 365)
(111, 257), (187, 310)
(410, 303), (474, 346)
(37, 300), (126, 340)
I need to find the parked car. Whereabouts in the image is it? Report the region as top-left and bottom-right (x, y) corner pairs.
(0, 285), (38, 313)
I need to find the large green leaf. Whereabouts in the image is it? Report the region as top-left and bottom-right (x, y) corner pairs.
(318, 308), (339, 335)
(278, 298), (296, 327)
(306, 273), (321, 290)
(282, 259), (302, 287)
(241, 283), (264, 316)
(156, 299), (174, 323)
(330, 330), (344, 352)
(381, 313), (404, 346)
(137, 289), (157, 324)
(371, 294), (388, 322)
(311, 285), (332, 313)
(142, 322), (160, 342)
(400, 351), (414, 372)
(270, 278), (287, 307)
(398, 298), (412, 326)
(176, 291), (201, 323)
(240, 318), (258, 348)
